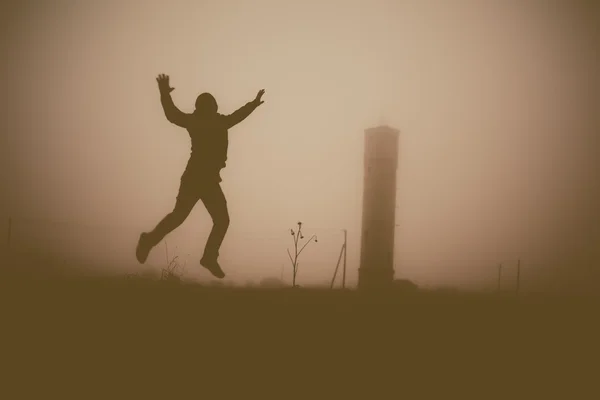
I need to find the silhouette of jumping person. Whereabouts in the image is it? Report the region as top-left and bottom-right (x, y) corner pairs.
(136, 74), (265, 278)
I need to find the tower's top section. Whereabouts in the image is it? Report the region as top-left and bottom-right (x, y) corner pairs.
(365, 125), (400, 136)
(364, 125), (400, 167)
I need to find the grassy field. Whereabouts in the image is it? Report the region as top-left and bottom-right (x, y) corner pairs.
(0, 258), (598, 397)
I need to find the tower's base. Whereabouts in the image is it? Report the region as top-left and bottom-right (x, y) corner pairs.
(358, 267), (395, 290)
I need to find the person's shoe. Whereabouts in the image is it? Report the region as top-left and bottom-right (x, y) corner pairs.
(200, 256), (226, 279)
(136, 233), (152, 264)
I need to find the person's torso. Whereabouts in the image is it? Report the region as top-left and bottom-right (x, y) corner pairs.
(185, 114), (229, 172)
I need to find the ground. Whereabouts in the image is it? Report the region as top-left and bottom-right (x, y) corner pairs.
(0, 263), (597, 397)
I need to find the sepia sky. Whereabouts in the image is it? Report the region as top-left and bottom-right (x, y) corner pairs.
(1, 0), (599, 290)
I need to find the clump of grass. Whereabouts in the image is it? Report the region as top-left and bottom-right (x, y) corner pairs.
(160, 241), (186, 284)
(161, 256), (184, 282)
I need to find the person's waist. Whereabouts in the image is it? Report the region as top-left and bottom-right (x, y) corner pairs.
(187, 156), (226, 168)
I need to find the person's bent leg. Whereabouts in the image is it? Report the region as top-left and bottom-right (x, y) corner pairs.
(136, 182), (199, 264)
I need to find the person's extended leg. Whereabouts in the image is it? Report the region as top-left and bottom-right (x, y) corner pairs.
(198, 182), (230, 278)
(136, 180), (200, 264)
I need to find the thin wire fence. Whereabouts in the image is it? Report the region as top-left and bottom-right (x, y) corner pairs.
(2, 216), (351, 285)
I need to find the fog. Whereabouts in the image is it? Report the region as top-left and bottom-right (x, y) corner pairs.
(1, 0), (598, 290)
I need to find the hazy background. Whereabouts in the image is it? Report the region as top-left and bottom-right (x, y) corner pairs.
(1, 0), (598, 291)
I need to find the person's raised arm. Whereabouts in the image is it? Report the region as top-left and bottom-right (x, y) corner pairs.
(223, 89), (265, 129)
(156, 74), (188, 128)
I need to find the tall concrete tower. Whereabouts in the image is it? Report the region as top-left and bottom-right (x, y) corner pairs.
(359, 125), (400, 289)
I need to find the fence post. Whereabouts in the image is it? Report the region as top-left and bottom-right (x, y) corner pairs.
(7, 217), (12, 249)
(516, 259), (521, 295)
(497, 263), (502, 292)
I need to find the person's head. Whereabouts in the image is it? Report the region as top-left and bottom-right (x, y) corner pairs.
(195, 92), (218, 114)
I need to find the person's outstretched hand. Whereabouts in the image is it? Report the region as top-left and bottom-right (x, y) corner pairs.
(253, 89), (265, 106)
(156, 74), (175, 94)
